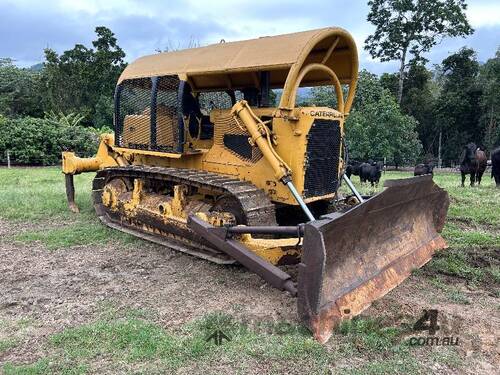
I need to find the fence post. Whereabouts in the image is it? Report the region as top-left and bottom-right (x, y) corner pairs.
(6, 151), (10, 169)
(437, 131), (442, 169)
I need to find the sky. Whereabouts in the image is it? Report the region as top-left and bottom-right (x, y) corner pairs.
(1, 0), (499, 75)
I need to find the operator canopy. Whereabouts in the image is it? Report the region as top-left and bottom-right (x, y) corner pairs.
(118, 27), (358, 92)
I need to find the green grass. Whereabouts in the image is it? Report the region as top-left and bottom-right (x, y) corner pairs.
(1, 167), (498, 373)
(0, 337), (18, 354)
(0, 167), (92, 222)
(428, 277), (471, 304)
(337, 317), (408, 353)
(14, 222), (138, 250)
(3, 312), (422, 374)
(343, 356), (422, 375)
(2, 359), (88, 375)
(427, 249), (486, 281)
(3, 312), (328, 373)
(0, 167), (139, 249)
(1, 308), (474, 374)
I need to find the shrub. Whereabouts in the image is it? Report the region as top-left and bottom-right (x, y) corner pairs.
(0, 114), (103, 165)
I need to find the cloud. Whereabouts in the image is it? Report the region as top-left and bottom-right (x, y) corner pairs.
(0, 0), (498, 74)
(467, 1), (500, 28)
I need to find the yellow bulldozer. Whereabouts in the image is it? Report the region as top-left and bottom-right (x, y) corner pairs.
(62, 27), (449, 343)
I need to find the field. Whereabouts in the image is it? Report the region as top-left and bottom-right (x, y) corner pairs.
(0, 167), (498, 374)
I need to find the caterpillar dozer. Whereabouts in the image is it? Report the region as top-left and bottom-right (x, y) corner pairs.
(62, 27), (449, 343)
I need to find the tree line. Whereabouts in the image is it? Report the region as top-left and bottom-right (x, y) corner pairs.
(0, 1), (498, 165)
(307, 48), (500, 166)
(0, 27), (125, 164)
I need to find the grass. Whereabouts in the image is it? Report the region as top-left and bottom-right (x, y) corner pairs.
(0, 167), (139, 249)
(14, 222), (138, 250)
(428, 277), (470, 304)
(3, 312), (422, 374)
(0, 167), (91, 222)
(0, 338), (18, 354)
(2, 359), (88, 375)
(1, 167), (499, 373)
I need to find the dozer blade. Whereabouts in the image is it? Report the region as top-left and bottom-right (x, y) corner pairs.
(298, 175), (449, 343)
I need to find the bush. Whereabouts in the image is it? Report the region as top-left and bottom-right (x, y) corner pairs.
(0, 114), (102, 165)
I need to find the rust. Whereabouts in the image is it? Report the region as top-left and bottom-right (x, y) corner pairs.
(298, 176), (449, 343)
(92, 165), (276, 263)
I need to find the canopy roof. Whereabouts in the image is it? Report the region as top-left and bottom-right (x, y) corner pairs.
(118, 27), (358, 91)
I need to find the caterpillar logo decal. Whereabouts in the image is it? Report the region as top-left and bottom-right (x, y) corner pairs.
(309, 110), (342, 118)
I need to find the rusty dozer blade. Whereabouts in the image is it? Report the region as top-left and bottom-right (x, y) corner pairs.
(298, 175), (449, 343)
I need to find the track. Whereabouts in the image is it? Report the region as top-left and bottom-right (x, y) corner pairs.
(91, 165), (276, 264)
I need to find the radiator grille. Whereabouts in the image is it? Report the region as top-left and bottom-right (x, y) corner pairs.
(303, 120), (341, 198)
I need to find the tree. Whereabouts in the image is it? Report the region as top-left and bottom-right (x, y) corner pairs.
(381, 64), (439, 156)
(0, 58), (44, 117)
(478, 48), (500, 150)
(42, 26), (126, 127)
(365, 0), (473, 104)
(434, 47), (482, 163)
(340, 71), (422, 164)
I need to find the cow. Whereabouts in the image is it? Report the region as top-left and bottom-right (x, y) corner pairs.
(475, 148), (488, 185)
(345, 161), (361, 179)
(491, 147), (500, 188)
(460, 143), (488, 187)
(414, 163), (434, 177)
(359, 162), (382, 187)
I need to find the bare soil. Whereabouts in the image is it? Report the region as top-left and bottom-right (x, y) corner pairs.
(0, 219), (498, 374)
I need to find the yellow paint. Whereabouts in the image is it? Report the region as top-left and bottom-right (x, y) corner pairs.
(61, 27), (357, 264)
(171, 185), (188, 218)
(240, 235), (301, 264)
(123, 179), (143, 215)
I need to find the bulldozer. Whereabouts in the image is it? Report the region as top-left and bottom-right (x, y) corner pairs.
(61, 27), (449, 343)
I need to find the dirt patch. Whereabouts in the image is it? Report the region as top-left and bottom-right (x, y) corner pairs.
(447, 217), (500, 235)
(0, 218), (498, 373)
(370, 275), (500, 373)
(0, 221), (295, 366)
(0, 218), (77, 238)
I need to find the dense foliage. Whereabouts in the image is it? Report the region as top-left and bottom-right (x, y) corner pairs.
(43, 27), (126, 128)
(0, 114), (101, 165)
(345, 71), (422, 164)
(0, 58), (44, 118)
(378, 48), (500, 163)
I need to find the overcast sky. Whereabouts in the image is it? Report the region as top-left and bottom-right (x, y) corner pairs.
(1, 0), (499, 74)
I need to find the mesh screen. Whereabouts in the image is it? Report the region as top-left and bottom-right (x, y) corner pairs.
(214, 112), (263, 163)
(115, 76), (180, 152)
(198, 91), (232, 113)
(155, 76), (180, 151)
(117, 78), (152, 148)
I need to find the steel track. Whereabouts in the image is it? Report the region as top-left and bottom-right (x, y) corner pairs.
(91, 165), (276, 264)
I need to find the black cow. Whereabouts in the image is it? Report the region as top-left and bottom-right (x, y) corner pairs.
(359, 162), (382, 187)
(414, 163), (434, 177)
(345, 161), (361, 179)
(460, 143), (488, 187)
(491, 147), (500, 188)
